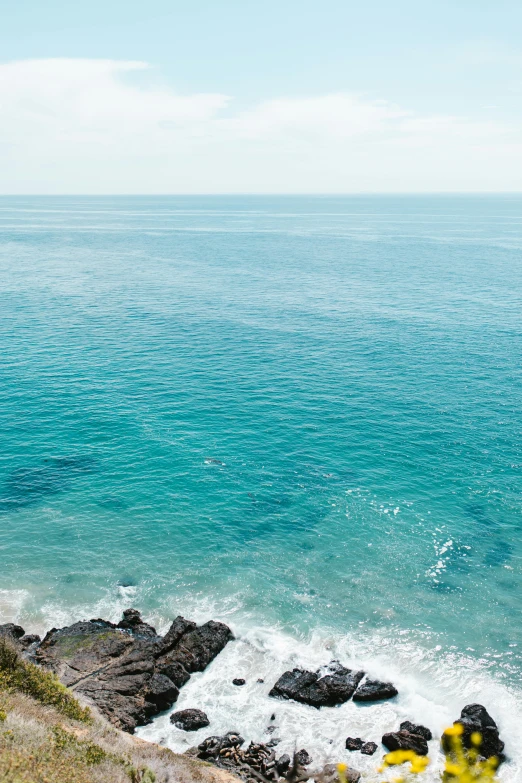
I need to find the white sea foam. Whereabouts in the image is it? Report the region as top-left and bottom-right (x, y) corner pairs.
(134, 616), (522, 783)
(6, 585), (521, 781)
(0, 589), (29, 623)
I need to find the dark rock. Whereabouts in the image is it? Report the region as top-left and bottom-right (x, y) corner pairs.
(400, 721), (432, 741)
(170, 708), (210, 731)
(345, 737), (364, 751)
(0, 623), (25, 641)
(233, 678), (246, 686)
(156, 616), (197, 656)
(382, 730), (429, 756)
(276, 754), (291, 774)
(257, 678), (264, 683)
(445, 704), (505, 761)
(157, 620), (233, 674)
(156, 659), (191, 689)
(295, 749), (312, 766)
(353, 679), (398, 702)
(361, 742), (378, 756)
(269, 662), (365, 708)
(270, 714), (276, 721)
(117, 608), (159, 640)
(145, 673), (179, 710)
(33, 609), (233, 733)
(19, 634), (41, 649)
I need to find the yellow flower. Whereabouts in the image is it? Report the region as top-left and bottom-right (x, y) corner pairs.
(444, 723), (464, 737)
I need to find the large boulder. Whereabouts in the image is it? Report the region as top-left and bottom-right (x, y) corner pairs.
(170, 708), (210, 731)
(444, 704), (504, 761)
(34, 609), (233, 733)
(382, 730), (429, 756)
(353, 679), (398, 702)
(269, 662), (365, 708)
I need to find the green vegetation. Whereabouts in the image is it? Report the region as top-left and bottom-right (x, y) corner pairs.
(0, 639), (91, 723)
(0, 639), (230, 783)
(0, 638), (501, 783)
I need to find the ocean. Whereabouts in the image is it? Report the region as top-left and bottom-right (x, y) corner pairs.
(0, 195), (521, 780)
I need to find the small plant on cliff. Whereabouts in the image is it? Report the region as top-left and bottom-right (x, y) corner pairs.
(0, 639), (91, 723)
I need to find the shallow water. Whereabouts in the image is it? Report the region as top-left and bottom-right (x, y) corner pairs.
(0, 195), (521, 779)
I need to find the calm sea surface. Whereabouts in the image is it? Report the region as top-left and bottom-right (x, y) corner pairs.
(0, 195), (521, 776)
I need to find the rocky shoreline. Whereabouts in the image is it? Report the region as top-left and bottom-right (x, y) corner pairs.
(0, 608), (506, 782)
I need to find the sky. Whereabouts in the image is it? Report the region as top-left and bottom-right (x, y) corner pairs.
(1, 0), (522, 193)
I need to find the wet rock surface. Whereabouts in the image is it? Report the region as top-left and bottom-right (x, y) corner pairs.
(170, 708), (210, 731)
(233, 678), (246, 686)
(345, 737), (377, 756)
(382, 730), (429, 756)
(445, 703), (505, 761)
(269, 662), (365, 708)
(399, 721), (432, 741)
(352, 679), (398, 702)
(33, 608), (233, 733)
(0, 623), (41, 650)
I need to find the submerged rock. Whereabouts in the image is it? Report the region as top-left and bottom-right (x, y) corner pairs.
(352, 679), (398, 702)
(400, 721), (432, 741)
(34, 609), (233, 733)
(443, 704), (505, 761)
(382, 730), (429, 756)
(170, 708), (210, 731)
(269, 662), (365, 708)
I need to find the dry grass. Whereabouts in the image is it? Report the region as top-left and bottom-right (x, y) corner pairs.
(0, 641), (240, 783)
(0, 638), (91, 723)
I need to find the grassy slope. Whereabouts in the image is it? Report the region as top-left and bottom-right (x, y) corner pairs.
(0, 639), (237, 783)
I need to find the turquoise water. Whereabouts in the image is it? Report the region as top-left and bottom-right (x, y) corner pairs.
(1, 195), (521, 775)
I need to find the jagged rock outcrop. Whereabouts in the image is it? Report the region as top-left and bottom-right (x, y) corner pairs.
(269, 661), (365, 708)
(0, 623), (40, 650)
(33, 608), (233, 733)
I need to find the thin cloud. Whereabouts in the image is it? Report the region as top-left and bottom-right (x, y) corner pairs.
(0, 58), (520, 193)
